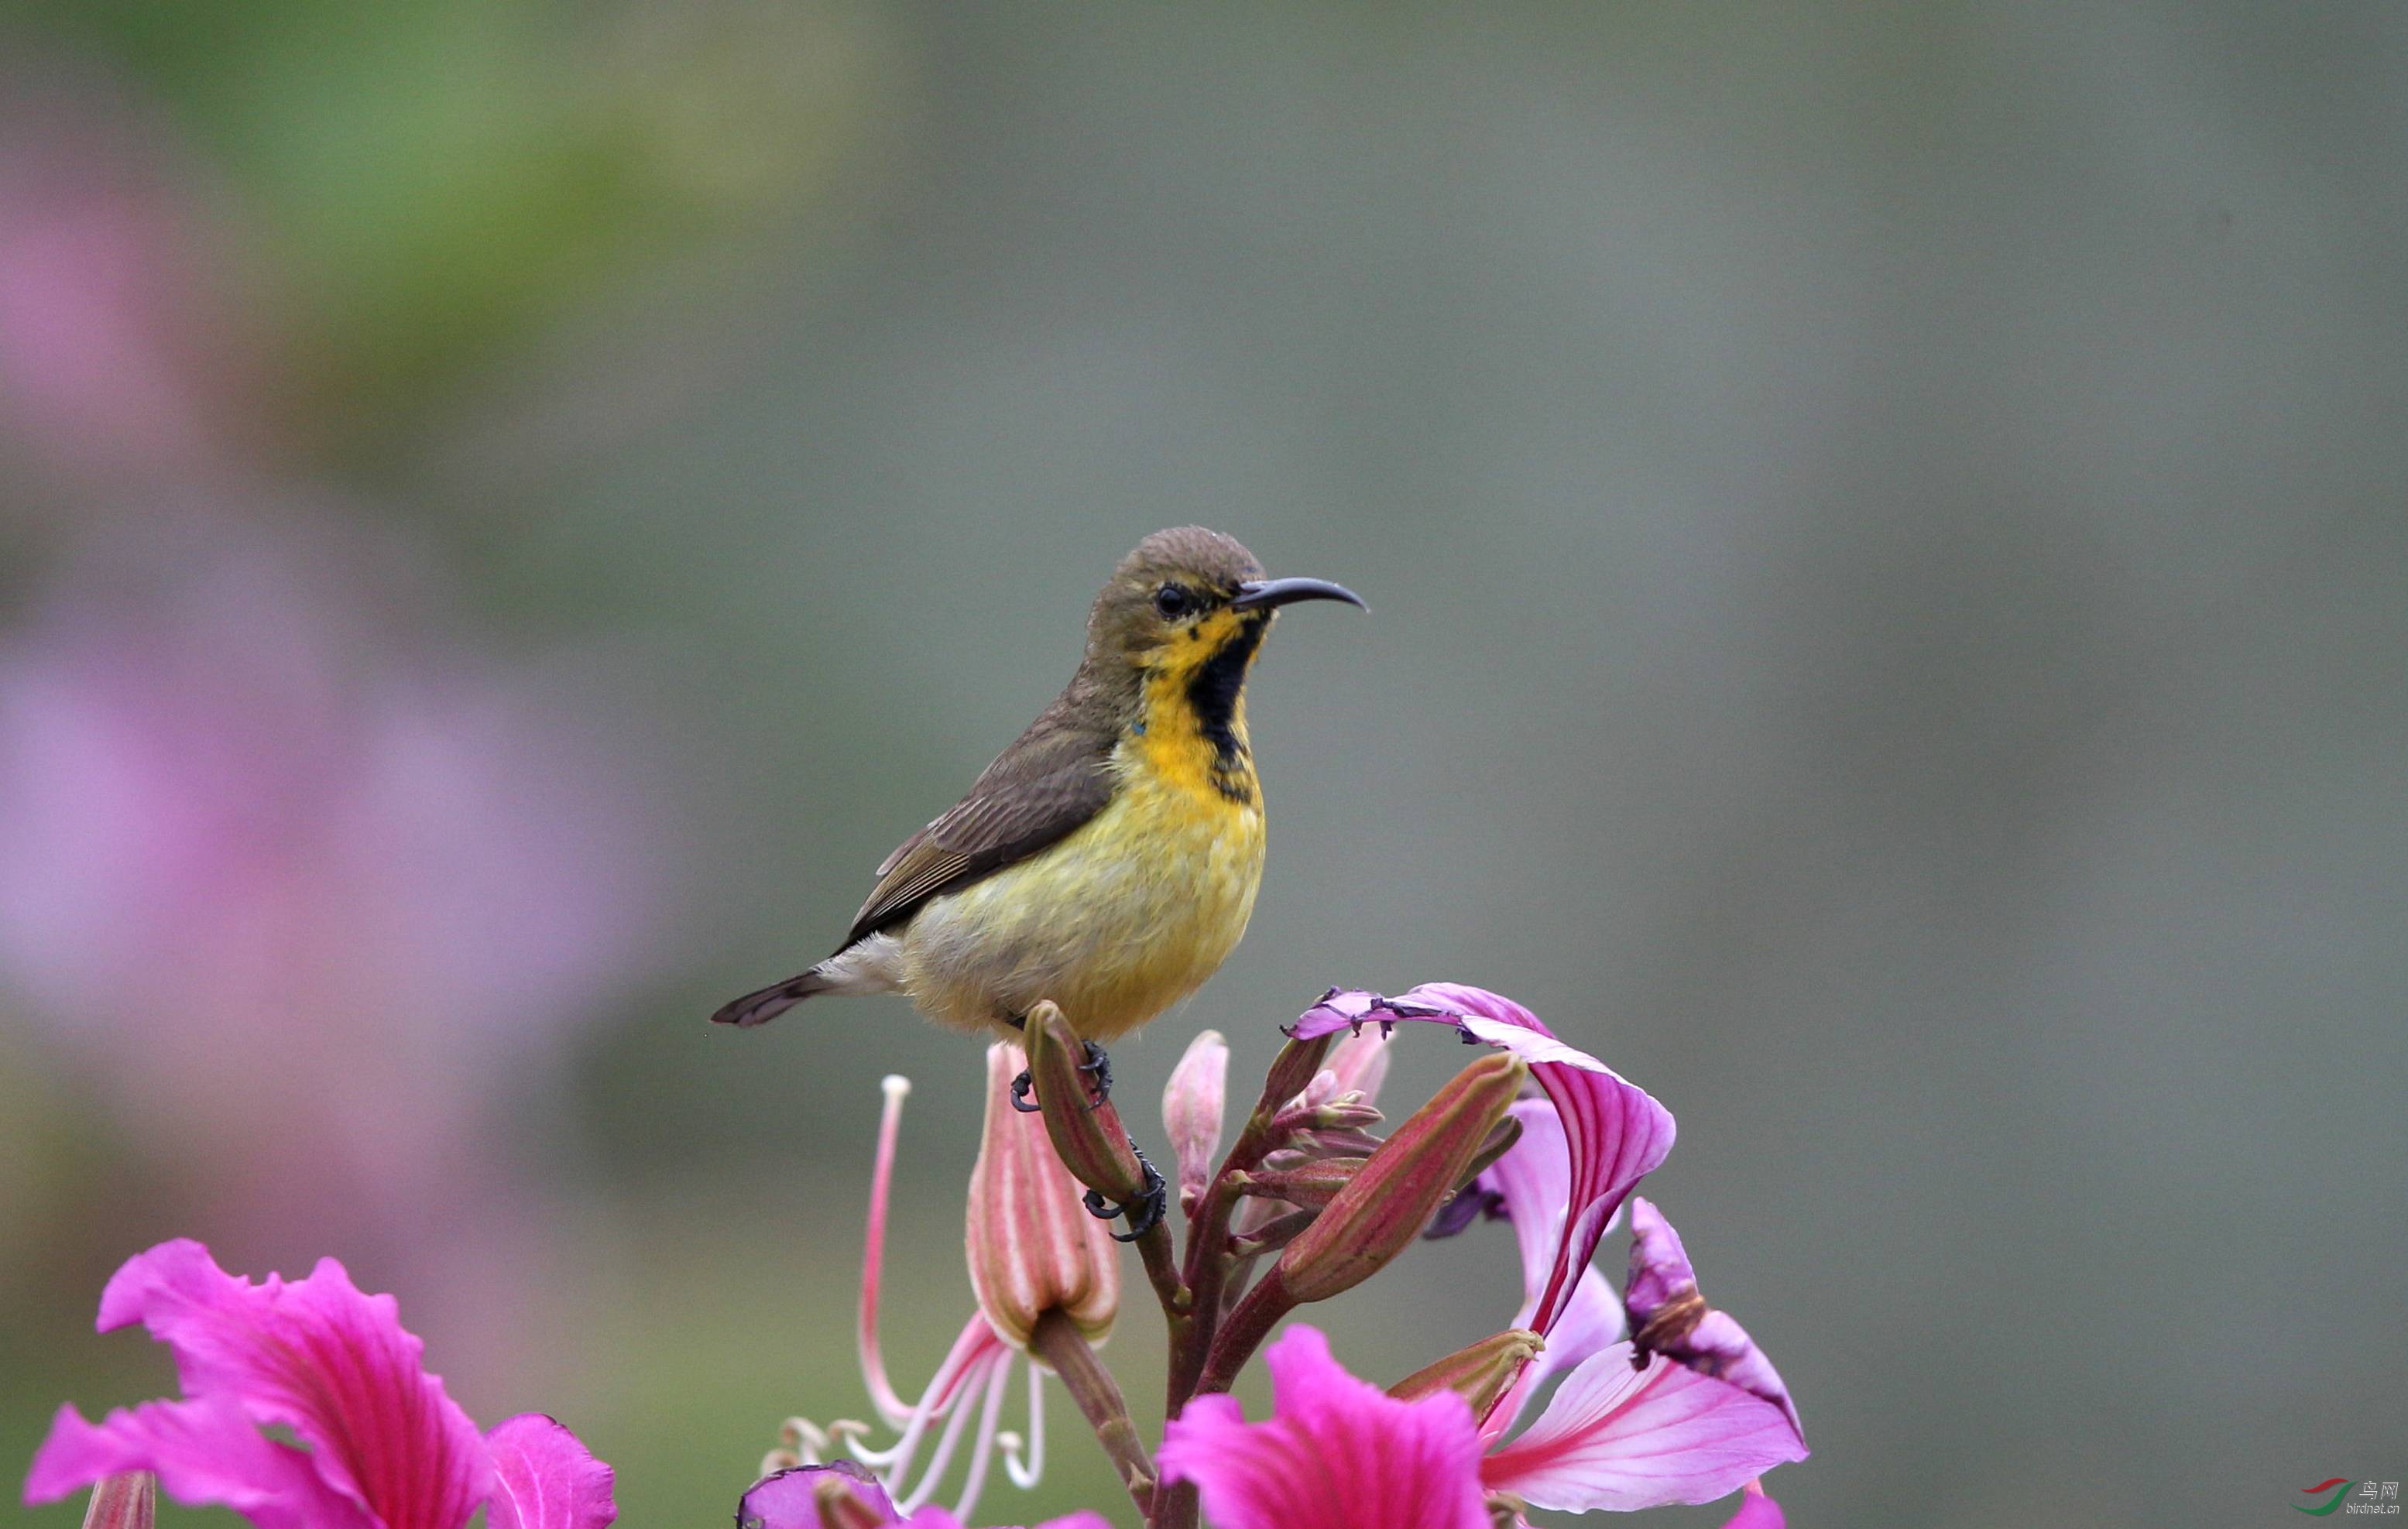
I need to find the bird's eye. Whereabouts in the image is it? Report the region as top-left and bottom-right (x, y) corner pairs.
(1153, 582), (1195, 619)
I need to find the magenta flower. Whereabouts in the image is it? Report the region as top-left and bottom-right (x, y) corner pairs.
(22, 1239), (616, 1529)
(1291, 984), (1677, 1337)
(1473, 1100), (1636, 1434)
(1159, 1326), (1492, 1529)
(1288, 986), (1807, 1517)
(1161, 1325), (1794, 1529)
(737, 1463), (1111, 1529)
(1620, 1199), (1802, 1439)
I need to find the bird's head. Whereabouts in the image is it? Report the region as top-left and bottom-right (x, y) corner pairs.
(1084, 527), (1363, 689)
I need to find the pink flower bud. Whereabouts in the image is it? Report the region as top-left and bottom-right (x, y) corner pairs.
(79, 1473), (154, 1529)
(965, 1042), (1121, 1350)
(1023, 1004), (1149, 1208)
(1271, 1050), (1527, 1304)
(1161, 1029), (1228, 1212)
(1237, 1156), (1367, 1210)
(1322, 1025), (1396, 1103)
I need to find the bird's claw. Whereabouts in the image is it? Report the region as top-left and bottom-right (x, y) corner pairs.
(1078, 1040), (1113, 1109)
(1011, 1043), (1110, 1115)
(1082, 1148), (1167, 1242)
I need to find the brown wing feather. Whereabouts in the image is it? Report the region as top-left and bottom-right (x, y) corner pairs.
(840, 705), (1117, 949)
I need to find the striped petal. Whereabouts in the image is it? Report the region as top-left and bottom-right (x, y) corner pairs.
(485, 1415), (617, 1529)
(1480, 1345), (1808, 1513)
(1291, 987), (1676, 1338)
(62, 1239), (487, 1529)
(24, 1397), (367, 1529)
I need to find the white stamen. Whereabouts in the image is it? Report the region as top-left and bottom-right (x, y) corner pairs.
(879, 1319), (994, 1493)
(894, 1349), (998, 1514)
(1001, 1361), (1046, 1490)
(949, 1351), (1015, 1522)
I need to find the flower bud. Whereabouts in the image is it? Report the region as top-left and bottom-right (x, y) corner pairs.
(1237, 1156), (1367, 1210)
(80, 1474), (154, 1529)
(1161, 1029), (1228, 1212)
(1454, 1112), (1524, 1194)
(1254, 1030), (1336, 1123)
(1271, 1050), (1527, 1304)
(1388, 1329), (1545, 1421)
(738, 1462), (897, 1529)
(1024, 1003), (1150, 1208)
(1322, 1024), (1396, 1103)
(966, 1040), (1120, 1349)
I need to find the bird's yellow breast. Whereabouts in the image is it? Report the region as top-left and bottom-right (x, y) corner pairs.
(897, 694), (1267, 1040)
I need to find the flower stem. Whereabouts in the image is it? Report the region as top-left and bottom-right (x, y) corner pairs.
(1192, 1271), (1294, 1398)
(1028, 1309), (1156, 1520)
(1165, 1033), (1333, 1414)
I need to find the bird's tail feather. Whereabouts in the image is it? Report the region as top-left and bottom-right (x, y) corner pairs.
(711, 968), (833, 1028)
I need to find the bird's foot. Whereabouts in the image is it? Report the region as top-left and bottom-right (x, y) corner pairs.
(1010, 1041), (1110, 1114)
(1010, 1069), (1042, 1113)
(1078, 1040), (1113, 1109)
(1082, 1148), (1168, 1243)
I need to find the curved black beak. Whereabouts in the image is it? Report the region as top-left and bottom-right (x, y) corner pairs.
(1231, 576), (1367, 613)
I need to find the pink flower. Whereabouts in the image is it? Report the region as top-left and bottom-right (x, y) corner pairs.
(1288, 986), (1807, 1517)
(1469, 1124), (1808, 1514)
(1159, 1326), (1492, 1529)
(22, 1239), (615, 1529)
(759, 1068), (1077, 1525)
(1291, 984), (1676, 1338)
(0, 518), (665, 1339)
(736, 1463), (1111, 1529)
(965, 1043), (1120, 1350)
(1161, 1327), (1794, 1529)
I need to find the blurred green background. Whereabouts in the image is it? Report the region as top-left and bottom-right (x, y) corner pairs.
(3, 3), (2403, 1525)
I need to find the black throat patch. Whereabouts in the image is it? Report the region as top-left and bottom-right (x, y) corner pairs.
(1185, 613), (1267, 777)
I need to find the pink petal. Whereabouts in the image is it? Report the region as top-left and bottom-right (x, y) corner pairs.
(1291, 988), (1676, 1338)
(1485, 1266), (1624, 1443)
(1624, 1199), (1803, 1437)
(1481, 1345), (1809, 1513)
(900, 1511), (1115, 1529)
(485, 1415), (617, 1529)
(23, 1397), (370, 1529)
(737, 1463), (897, 1528)
(1477, 1103), (1628, 1435)
(1158, 1325), (1489, 1529)
(91, 1239), (489, 1529)
(1482, 1102), (1570, 1312)
(1723, 1479), (1787, 1528)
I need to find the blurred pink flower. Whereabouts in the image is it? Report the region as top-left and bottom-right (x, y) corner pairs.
(0, 63), (266, 483)
(0, 515), (666, 1283)
(24, 1238), (616, 1529)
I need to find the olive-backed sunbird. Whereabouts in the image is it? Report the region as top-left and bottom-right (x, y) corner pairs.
(712, 527), (1361, 1058)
